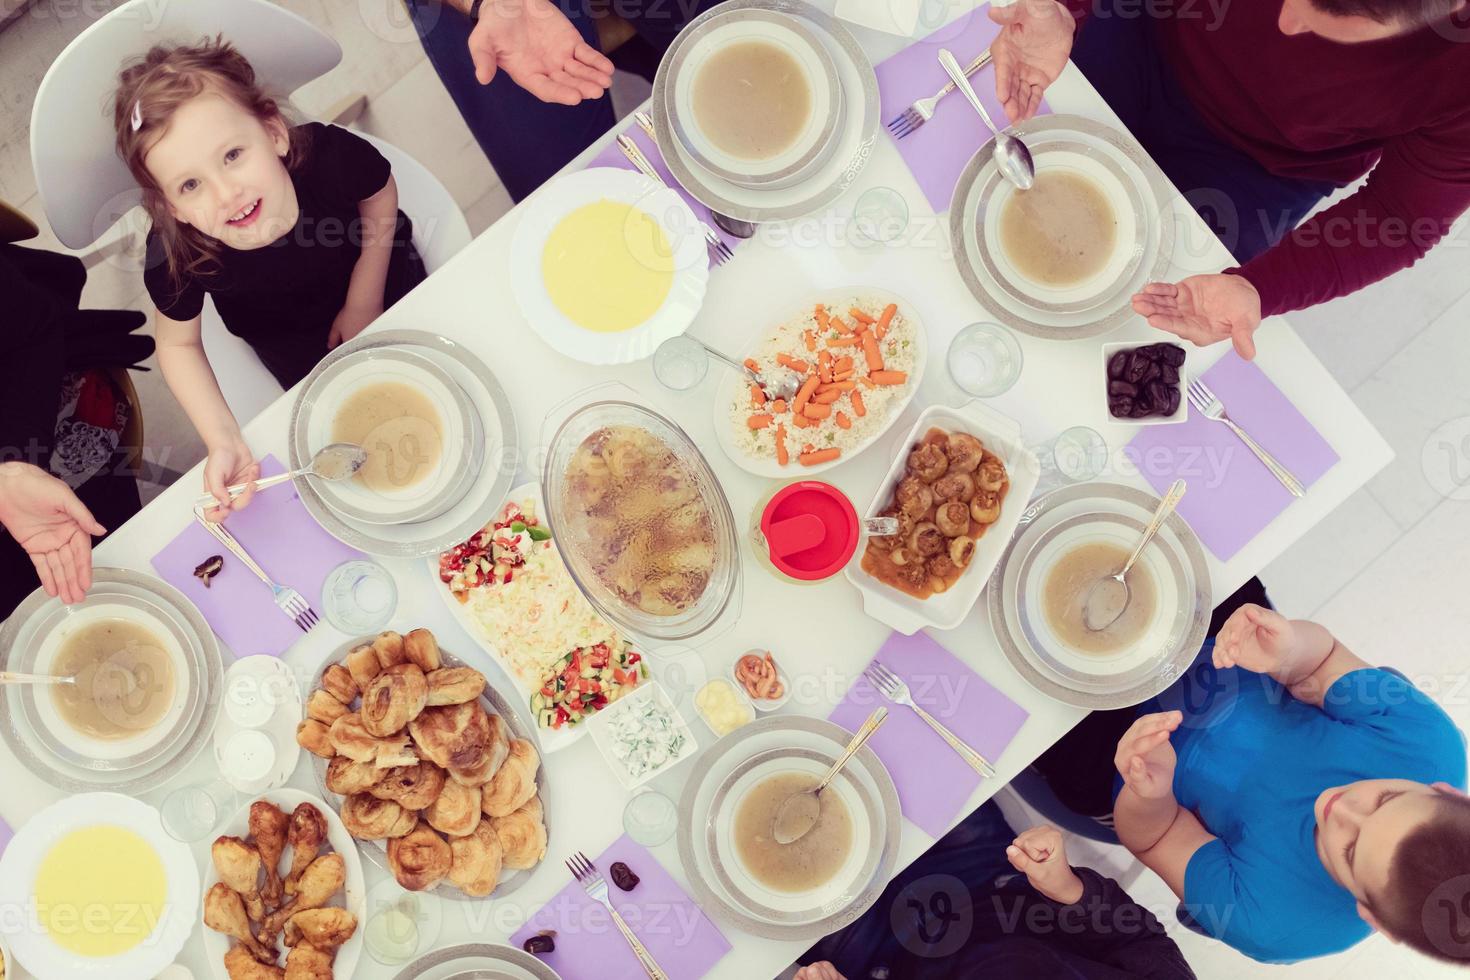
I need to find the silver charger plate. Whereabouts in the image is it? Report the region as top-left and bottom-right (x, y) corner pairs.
(950, 115), (1177, 340)
(310, 637), (550, 902)
(0, 567), (223, 794)
(391, 944), (561, 980)
(651, 0), (880, 223)
(287, 329), (518, 559)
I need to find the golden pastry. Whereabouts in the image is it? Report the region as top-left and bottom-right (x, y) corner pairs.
(449, 710), (510, 787)
(325, 755), (386, 796)
(448, 820), (503, 898)
(425, 778), (481, 837)
(283, 942), (332, 980)
(371, 731), (419, 769)
(295, 719), (335, 759)
(482, 738), (540, 818)
(404, 627), (442, 671)
(425, 667), (485, 706)
(305, 689), (348, 726)
(490, 794), (547, 870)
(344, 643), (382, 690)
(361, 662), (428, 737)
(249, 800), (290, 907)
(224, 944), (284, 979)
(320, 664), (358, 705)
(327, 712), (376, 762)
(387, 820), (452, 891)
(341, 793), (417, 840)
(408, 701), (487, 771)
(373, 630), (408, 669)
(284, 907), (358, 951)
(369, 760), (446, 811)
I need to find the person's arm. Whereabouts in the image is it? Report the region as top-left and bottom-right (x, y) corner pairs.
(1213, 603), (1373, 708)
(987, 0), (1077, 123)
(153, 310), (260, 517)
(328, 176), (401, 349)
(1112, 712), (1217, 899)
(0, 461), (105, 604)
(426, 0), (613, 104)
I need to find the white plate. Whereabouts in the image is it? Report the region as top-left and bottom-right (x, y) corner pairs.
(390, 943), (562, 980)
(200, 789), (364, 980)
(844, 401), (1040, 634)
(510, 168), (709, 366)
(0, 793), (198, 980)
(712, 287), (928, 478)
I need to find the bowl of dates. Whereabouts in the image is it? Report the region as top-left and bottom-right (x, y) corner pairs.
(1102, 342), (1186, 425)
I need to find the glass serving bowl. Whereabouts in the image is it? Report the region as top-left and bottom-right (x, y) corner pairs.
(543, 397), (742, 642)
(986, 482), (1212, 709)
(0, 568), (223, 795)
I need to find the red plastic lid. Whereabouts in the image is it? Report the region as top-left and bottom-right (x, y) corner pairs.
(759, 481), (859, 581)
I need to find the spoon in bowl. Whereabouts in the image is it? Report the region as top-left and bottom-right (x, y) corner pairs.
(937, 48), (1035, 190)
(193, 442), (368, 511)
(1082, 479), (1187, 632)
(0, 671), (77, 687)
(772, 706), (887, 845)
(655, 335), (803, 402)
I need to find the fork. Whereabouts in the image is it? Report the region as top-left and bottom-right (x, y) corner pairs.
(194, 509), (320, 633)
(566, 851), (669, 980)
(887, 48), (993, 139)
(632, 110), (758, 240)
(1186, 379), (1305, 497)
(615, 134), (733, 267)
(864, 662), (996, 777)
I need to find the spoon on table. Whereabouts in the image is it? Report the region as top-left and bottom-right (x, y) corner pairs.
(0, 671), (76, 687)
(631, 110), (759, 239)
(657, 335), (803, 402)
(772, 706), (887, 845)
(193, 442), (368, 511)
(937, 48), (1035, 190)
(1082, 479), (1187, 632)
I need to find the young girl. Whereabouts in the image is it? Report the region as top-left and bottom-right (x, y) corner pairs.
(113, 38), (426, 515)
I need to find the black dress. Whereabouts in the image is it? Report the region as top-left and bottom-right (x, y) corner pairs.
(144, 122), (427, 387)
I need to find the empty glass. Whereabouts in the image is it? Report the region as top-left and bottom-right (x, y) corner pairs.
(948, 322), (1023, 397)
(160, 779), (237, 843)
(322, 560), (397, 634)
(1033, 426), (1109, 496)
(623, 788), (679, 847)
(652, 335), (711, 391)
(850, 186), (910, 246)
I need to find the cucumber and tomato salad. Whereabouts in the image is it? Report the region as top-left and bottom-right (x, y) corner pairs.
(531, 641), (646, 730)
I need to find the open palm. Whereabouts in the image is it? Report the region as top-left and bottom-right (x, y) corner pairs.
(468, 0), (614, 106)
(989, 0), (1074, 123)
(0, 463), (105, 604)
(1214, 603), (1296, 675)
(1131, 274), (1262, 359)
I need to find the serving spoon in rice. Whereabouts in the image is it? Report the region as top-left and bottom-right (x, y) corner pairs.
(657, 335), (803, 402)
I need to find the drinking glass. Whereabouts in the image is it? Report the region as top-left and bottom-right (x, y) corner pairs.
(160, 779), (238, 843)
(322, 560), (397, 634)
(850, 186), (909, 246)
(653, 335), (710, 392)
(947, 322), (1023, 397)
(1032, 426), (1109, 496)
(623, 788), (679, 847)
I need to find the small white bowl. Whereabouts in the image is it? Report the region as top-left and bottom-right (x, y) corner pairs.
(587, 682), (701, 791)
(732, 649), (790, 713)
(692, 677), (756, 738)
(1101, 342), (1188, 426)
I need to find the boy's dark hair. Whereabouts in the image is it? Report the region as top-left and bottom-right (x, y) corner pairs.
(1309, 0), (1464, 25)
(1373, 792), (1470, 966)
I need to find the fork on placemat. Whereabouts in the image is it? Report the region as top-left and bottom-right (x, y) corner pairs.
(194, 510), (320, 633)
(1186, 379), (1305, 497)
(864, 661), (996, 777)
(566, 851), (669, 980)
(887, 48), (993, 140)
(615, 134), (733, 267)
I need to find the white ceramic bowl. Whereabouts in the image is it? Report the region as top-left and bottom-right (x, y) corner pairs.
(587, 682), (700, 791)
(1100, 342), (1189, 426)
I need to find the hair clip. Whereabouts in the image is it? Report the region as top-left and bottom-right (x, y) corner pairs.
(131, 100), (143, 132)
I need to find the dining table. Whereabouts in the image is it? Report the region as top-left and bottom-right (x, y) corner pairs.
(0, 5), (1393, 979)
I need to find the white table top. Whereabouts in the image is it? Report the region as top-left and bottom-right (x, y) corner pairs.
(0, 10), (1391, 980)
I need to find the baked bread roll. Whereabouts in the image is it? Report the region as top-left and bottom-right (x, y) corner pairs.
(321, 664), (358, 705)
(326, 755), (386, 796)
(409, 701), (507, 786)
(370, 761), (446, 812)
(327, 712), (375, 762)
(373, 630), (408, 669)
(361, 663), (428, 736)
(449, 710), (510, 788)
(344, 643), (382, 690)
(482, 738), (540, 818)
(306, 689), (349, 725)
(425, 778), (481, 837)
(387, 820), (452, 891)
(404, 628), (442, 671)
(341, 793), (417, 840)
(490, 794), (546, 870)
(296, 719), (335, 759)
(448, 820), (503, 898)
(426, 667), (485, 707)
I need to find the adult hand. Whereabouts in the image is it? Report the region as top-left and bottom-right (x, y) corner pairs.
(468, 0), (614, 106)
(988, 0), (1075, 123)
(1007, 825), (1085, 904)
(793, 963), (847, 980)
(1214, 603), (1299, 675)
(1131, 274), (1262, 360)
(327, 300), (380, 349)
(203, 435), (260, 521)
(0, 461), (106, 604)
(1114, 711), (1181, 800)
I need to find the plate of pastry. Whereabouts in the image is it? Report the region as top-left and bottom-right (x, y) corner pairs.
(200, 790), (364, 980)
(295, 627), (550, 901)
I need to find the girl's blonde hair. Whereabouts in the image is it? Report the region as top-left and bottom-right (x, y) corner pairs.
(113, 37), (308, 289)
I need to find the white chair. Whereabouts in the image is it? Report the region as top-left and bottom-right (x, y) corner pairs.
(31, 0), (472, 424)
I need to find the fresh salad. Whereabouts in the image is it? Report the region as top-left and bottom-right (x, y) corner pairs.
(531, 641), (647, 730)
(439, 500), (552, 598)
(601, 690), (690, 782)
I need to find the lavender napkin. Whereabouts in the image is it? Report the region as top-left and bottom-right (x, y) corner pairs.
(587, 124), (742, 261)
(149, 455), (363, 657)
(875, 10), (1051, 213)
(0, 816), (11, 858)
(1125, 353), (1340, 561)
(830, 632), (1028, 838)
(510, 835), (731, 979)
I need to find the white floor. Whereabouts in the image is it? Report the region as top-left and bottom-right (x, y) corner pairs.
(4, 3), (1470, 979)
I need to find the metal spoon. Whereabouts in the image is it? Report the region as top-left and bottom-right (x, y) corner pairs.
(631, 110), (761, 240)
(0, 671), (77, 687)
(937, 48), (1035, 190)
(193, 442), (368, 510)
(1082, 479), (1187, 632)
(664, 335), (803, 402)
(772, 706), (887, 845)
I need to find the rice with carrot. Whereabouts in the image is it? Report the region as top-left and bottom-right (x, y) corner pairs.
(729, 294), (919, 468)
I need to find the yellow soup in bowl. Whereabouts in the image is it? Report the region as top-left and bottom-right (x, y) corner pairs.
(542, 200), (675, 333)
(34, 825), (167, 957)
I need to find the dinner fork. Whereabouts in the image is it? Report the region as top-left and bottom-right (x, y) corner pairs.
(887, 48), (993, 139)
(632, 110), (758, 240)
(566, 851), (669, 980)
(1186, 379), (1305, 498)
(194, 509), (320, 633)
(863, 662), (996, 778)
(616, 134), (734, 267)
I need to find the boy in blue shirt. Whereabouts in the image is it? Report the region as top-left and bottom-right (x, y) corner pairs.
(1114, 604), (1469, 964)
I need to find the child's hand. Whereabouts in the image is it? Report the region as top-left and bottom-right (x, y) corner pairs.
(793, 963), (846, 980)
(1114, 711), (1180, 801)
(328, 301), (381, 349)
(1007, 825), (1085, 904)
(1214, 603), (1298, 675)
(203, 437), (260, 521)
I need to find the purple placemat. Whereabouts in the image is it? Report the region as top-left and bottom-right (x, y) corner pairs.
(0, 816), (11, 858)
(830, 632), (1029, 838)
(875, 10), (1051, 213)
(510, 835), (731, 979)
(587, 124), (742, 262)
(149, 455), (363, 657)
(1125, 353), (1340, 561)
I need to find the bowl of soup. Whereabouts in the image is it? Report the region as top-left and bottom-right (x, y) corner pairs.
(302, 346), (482, 526)
(669, 10), (844, 189)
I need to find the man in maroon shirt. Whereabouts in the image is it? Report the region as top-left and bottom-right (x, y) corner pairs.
(988, 0), (1470, 358)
